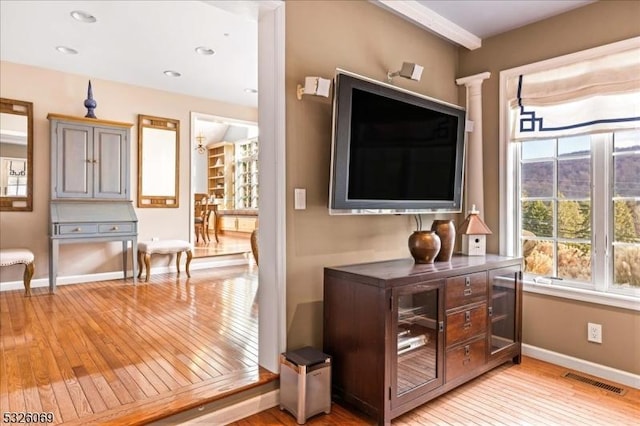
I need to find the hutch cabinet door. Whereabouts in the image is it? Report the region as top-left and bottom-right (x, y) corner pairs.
(93, 126), (128, 199)
(391, 280), (444, 409)
(53, 122), (129, 199)
(54, 123), (93, 198)
(488, 265), (522, 360)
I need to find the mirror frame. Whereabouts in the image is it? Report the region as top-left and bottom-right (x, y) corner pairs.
(0, 98), (33, 212)
(137, 114), (180, 208)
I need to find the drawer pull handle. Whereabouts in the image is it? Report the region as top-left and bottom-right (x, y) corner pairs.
(464, 288), (472, 296)
(463, 357), (471, 365)
(465, 277), (471, 287)
(463, 322), (472, 329)
(111, 226), (119, 231)
(465, 311), (471, 322)
(73, 227), (81, 232)
(464, 345), (470, 356)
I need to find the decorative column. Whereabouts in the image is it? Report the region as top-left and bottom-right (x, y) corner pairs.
(456, 72), (490, 219)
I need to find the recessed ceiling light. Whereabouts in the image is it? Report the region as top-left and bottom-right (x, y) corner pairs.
(56, 46), (78, 55)
(244, 88), (258, 94)
(223, 33), (230, 37)
(70, 10), (97, 23)
(164, 70), (181, 77)
(195, 46), (215, 56)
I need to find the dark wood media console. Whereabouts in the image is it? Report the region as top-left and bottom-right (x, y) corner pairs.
(323, 254), (522, 424)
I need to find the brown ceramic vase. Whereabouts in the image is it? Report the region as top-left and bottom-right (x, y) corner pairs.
(431, 219), (455, 262)
(408, 230), (441, 264)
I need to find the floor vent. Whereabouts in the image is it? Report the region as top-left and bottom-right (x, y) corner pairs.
(562, 372), (626, 395)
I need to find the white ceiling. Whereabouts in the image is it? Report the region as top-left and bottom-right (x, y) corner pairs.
(0, 1), (259, 107)
(414, 0), (595, 39)
(0, 1), (595, 108)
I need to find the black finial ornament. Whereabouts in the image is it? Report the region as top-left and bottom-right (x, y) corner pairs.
(84, 80), (97, 118)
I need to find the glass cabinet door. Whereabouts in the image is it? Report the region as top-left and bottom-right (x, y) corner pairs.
(392, 281), (444, 407)
(488, 266), (521, 356)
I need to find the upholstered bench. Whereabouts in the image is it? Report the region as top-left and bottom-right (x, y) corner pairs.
(137, 240), (193, 282)
(0, 248), (35, 296)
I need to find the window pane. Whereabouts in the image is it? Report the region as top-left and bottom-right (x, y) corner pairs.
(558, 200), (591, 239)
(523, 239), (553, 276)
(557, 242), (591, 282)
(614, 200), (640, 243)
(613, 154), (640, 197)
(613, 129), (640, 152)
(522, 200), (553, 237)
(558, 158), (590, 198)
(522, 161), (553, 197)
(558, 135), (590, 156)
(522, 139), (555, 159)
(613, 245), (640, 288)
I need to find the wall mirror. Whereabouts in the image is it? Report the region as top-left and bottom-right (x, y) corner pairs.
(138, 114), (179, 208)
(0, 98), (33, 211)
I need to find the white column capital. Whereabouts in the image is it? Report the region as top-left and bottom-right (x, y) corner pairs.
(456, 72), (491, 88)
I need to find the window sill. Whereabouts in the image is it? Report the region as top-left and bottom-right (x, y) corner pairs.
(523, 280), (640, 311)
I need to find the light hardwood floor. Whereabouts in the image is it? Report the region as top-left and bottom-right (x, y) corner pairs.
(2, 265), (638, 425)
(192, 233), (252, 259)
(0, 265), (275, 425)
(233, 356), (639, 425)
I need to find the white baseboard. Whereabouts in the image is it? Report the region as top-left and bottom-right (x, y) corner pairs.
(0, 254), (249, 292)
(523, 343), (640, 389)
(181, 389), (280, 425)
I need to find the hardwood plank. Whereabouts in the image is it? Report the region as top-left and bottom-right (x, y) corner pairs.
(0, 264), (264, 425)
(28, 299), (78, 423)
(64, 286), (178, 395)
(234, 358), (639, 426)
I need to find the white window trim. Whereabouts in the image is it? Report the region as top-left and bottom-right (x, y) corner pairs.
(499, 37), (640, 310)
(524, 278), (639, 311)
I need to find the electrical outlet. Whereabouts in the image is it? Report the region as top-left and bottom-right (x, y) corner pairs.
(587, 322), (602, 343)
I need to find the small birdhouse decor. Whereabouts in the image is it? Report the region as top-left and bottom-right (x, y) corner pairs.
(459, 205), (492, 256)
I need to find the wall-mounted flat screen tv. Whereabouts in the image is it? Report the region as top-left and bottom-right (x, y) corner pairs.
(329, 70), (466, 215)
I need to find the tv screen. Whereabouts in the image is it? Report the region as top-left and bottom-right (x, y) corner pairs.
(329, 70), (466, 214)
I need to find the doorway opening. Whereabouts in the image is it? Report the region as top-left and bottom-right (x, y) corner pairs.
(190, 112), (259, 260)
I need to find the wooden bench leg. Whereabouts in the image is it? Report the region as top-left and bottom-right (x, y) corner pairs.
(185, 250), (192, 278)
(23, 262), (34, 297)
(137, 250), (144, 279)
(144, 253), (151, 282)
(176, 251), (182, 275)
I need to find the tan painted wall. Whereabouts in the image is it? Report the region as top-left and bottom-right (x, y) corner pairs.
(284, 1), (461, 349)
(458, 1), (640, 374)
(0, 61), (256, 283)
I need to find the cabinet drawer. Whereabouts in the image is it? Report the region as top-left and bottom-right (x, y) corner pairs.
(58, 224), (98, 235)
(446, 272), (487, 309)
(446, 338), (486, 382)
(98, 223), (134, 234)
(446, 303), (487, 347)
(220, 216), (237, 231)
(237, 217), (256, 232)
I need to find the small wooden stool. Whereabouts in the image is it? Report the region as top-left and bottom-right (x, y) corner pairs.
(137, 240), (192, 282)
(0, 248), (35, 296)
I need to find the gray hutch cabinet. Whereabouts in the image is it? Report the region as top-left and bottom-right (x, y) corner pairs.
(48, 114), (138, 291)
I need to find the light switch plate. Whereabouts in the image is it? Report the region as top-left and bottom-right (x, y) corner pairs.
(294, 188), (306, 210)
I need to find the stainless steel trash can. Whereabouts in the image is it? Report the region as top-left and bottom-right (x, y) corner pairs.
(279, 347), (331, 424)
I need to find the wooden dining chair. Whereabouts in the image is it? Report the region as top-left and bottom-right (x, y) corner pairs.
(194, 193), (209, 243)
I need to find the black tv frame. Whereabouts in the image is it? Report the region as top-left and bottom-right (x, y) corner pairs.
(329, 69), (467, 215)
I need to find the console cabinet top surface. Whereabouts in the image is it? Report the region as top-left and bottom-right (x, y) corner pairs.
(325, 254), (520, 288)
